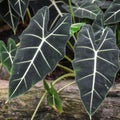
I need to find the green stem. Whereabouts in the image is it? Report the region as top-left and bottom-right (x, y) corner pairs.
(64, 55), (72, 63)
(31, 73), (75, 119)
(52, 73), (75, 85)
(27, 8), (32, 20)
(68, 0), (75, 23)
(68, 41), (74, 51)
(31, 72), (75, 119)
(68, 0), (78, 40)
(57, 64), (73, 73)
(31, 91), (47, 120)
(58, 80), (76, 93)
(73, 34), (77, 42)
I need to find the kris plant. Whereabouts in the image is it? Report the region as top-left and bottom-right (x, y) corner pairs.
(0, 0), (120, 120)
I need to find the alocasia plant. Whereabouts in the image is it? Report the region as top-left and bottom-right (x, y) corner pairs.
(0, 0), (20, 33)
(63, 0), (101, 20)
(10, 0), (30, 22)
(0, 0), (33, 33)
(104, 0), (120, 25)
(73, 25), (119, 119)
(0, 0), (120, 120)
(8, 6), (72, 99)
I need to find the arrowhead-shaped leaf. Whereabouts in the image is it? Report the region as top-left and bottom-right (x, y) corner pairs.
(0, 0), (19, 33)
(43, 80), (63, 113)
(0, 38), (17, 74)
(10, 0), (30, 21)
(63, 1), (101, 19)
(104, 0), (120, 25)
(92, 11), (117, 42)
(8, 6), (71, 100)
(72, 25), (119, 117)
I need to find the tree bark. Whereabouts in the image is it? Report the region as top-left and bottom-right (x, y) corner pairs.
(0, 80), (120, 120)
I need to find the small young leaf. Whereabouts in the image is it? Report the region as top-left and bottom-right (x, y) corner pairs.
(47, 84), (63, 113)
(43, 80), (63, 113)
(0, 38), (17, 74)
(70, 23), (85, 36)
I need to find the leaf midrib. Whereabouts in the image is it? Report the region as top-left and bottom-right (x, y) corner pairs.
(105, 8), (120, 23)
(9, 13), (69, 98)
(75, 7), (97, 16)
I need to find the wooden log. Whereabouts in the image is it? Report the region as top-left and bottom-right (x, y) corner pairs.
(0, 80), (120, 120)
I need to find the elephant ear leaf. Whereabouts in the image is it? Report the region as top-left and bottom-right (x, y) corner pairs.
(72, 25), (119, 118)
(0, 38), (17, 74)
(104, 0), (120, 25)
(63, 1), (100, 20)
(10, 0), (30, 21)
(92, 11), (104, 43)
(8, 6), (71, 100)
(0, 0), (19, 33)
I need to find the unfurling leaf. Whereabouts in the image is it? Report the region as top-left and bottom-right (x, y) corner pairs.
(70, 23), (85, 36)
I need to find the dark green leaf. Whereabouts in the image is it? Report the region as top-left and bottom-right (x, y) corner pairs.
(100, 1), (112, 9)
(104, 0), (120, 25)
(72, 0), (105, 6)
(0, 0), (19, 33)
(8, 6), (71, 100)
(92, 12), (117, 41)
(108, 24), (117, 34)
(92, 11), (104, 43)
(89, 0), (105, 5)
(0, 38), (17, 74)
(72, 25), (119, 118)
(10, 0), (30, 21)
(63, 1), (101, 19)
